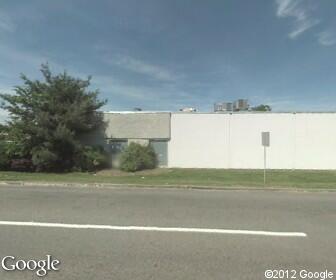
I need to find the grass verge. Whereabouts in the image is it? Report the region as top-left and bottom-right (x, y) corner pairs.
(0, 168), (336, 190)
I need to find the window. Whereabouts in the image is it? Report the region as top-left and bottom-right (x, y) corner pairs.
(150, 140), (168, 167)
(109, 140), (127, 155)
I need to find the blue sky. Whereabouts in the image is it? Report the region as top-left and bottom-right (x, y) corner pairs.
(0, 0), (336, 119)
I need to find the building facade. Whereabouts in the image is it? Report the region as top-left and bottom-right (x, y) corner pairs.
(214, 102), (233, 112)
(95, 111), (336, 170)
(233, 99), (249, 111)
(101, 112), (170, 167)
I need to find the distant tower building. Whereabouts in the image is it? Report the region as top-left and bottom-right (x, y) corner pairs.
(214, 102), (233, 112)
(233, 99), (249, 111)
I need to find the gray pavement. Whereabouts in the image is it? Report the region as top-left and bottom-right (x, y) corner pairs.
(0, 185), (335, 279)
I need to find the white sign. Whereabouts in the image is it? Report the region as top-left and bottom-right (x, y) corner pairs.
(262, 132), (270, 147)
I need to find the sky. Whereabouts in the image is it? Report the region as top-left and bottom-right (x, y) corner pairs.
(0, 0), (336, 120)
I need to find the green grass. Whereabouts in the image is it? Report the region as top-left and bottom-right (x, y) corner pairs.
(0, 168), (336, 190)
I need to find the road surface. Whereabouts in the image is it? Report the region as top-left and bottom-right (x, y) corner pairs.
(0, 185), (335, 279)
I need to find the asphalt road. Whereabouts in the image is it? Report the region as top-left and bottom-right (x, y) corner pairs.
(0, 185), (335, 280)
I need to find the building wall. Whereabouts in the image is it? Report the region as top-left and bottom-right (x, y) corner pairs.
(168, 113), (336, 170)
(104, 112), (170, 139)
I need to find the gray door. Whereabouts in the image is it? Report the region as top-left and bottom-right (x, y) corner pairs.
(150, 140), (168, 167)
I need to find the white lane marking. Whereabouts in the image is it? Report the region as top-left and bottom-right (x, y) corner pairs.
(0, 221), (307, 237)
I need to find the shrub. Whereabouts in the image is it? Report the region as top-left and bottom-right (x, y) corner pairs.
(74, 146), (108, 172)
(10, 159), (33, 172)
(0, 142), (11, 170)
(119, 143), (157, 172)
(32, 147), (58, 172)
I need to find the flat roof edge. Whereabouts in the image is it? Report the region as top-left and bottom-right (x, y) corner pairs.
(103, 111), (171, 114)
(103, 111), (336, 114)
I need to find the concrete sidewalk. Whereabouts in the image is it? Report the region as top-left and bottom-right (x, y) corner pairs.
(0, 180), (335, 192)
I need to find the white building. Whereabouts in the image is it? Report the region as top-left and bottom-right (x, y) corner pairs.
(94, 111), (336, 170)
(214, 102), (233, 112)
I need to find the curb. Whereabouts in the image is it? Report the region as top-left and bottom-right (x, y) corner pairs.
(0, 181), (335, 193)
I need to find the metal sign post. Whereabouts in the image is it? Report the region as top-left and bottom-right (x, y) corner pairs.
(261, 132), (270, 185)
(264, 145), (266, 185)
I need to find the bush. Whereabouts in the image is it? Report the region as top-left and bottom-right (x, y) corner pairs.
(0, 142), (11, 170)
(74, 146), (108, 172)
(119, 143), (157, 172)
(0, 141), (34, 171)
(32, 147), (58, 172)
(10, 159), (33, 172)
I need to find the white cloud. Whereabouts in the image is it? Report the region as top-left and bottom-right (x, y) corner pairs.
(0, 86), (14, 93)
(318, 31), (336, 46)
(275, 0), (319, 39)
(0, 108), (9, 123)
(0, 43), (194, 111)
(288, 18), (320, 39)
(93, 75), (158, 100)
(107, 55), (177, 82)
(0, 44), (69, 84)
(0, 12), (15, 32)
(0, 45), (46, 67)
(92, 74), (191, 103)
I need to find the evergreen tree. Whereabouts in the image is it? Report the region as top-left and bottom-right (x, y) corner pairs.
(0, 64), (107, 171)
(251, 104), (272, 112)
